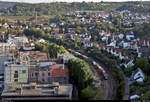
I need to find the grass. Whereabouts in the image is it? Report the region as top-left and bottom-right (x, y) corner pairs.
(0, 15), (52, 23)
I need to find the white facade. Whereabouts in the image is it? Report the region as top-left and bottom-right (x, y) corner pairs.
(124, 60), (134, 68)
(37, 38), (46, 43)
(130, 95), (140, 100)
(7, 36), (29, 48)
(126, 34), (135, 40)
(132, 68), (145, 83)
(118, 34), (124, 39)
(4, 63), (29, 84)
(123, 42), (130, 48)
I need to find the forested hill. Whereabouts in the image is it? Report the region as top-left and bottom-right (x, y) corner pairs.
(0, 1), (17, 9)
(116, 1), (150, 13)
(0, 1), (150, 16)
(0, 2), (121, 16)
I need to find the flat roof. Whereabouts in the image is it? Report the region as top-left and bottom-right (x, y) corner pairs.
(1, 83), (72, 97)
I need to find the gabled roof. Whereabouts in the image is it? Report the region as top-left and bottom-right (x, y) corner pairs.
(132, 68), (145, 79)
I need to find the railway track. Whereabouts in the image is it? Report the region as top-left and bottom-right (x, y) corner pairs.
(92, 58), (117, 100)
(67, 49), (117, 100)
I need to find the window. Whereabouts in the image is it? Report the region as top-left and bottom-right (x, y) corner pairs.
(48, 72), (50, 76)
(42, 72), (44, 77)
(35, 73), (38, 77)
(32, 73), (34, 77)
(14, 71), (18, 78)
(22, 70), (26, 73)
(15, 71), (18, 74)
(14, 79), (18, 82)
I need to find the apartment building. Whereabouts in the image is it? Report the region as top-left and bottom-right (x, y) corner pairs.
(29, 62), (69, 84)
(1, 82), (73, 100)
(4, 63), (29, 84)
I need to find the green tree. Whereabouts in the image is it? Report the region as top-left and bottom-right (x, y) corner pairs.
(76, 26), (82, 34)
(134, 58), (150, 74)
(68, 59), (93, 89)
(81, 86), (95, 100)
(141, 90), (150, 100)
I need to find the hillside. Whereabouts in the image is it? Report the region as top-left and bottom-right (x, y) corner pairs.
(116, 1), (150, 13)
(0, 2), (122, 16)
(0, 1), (150, 16)
(0, 1), (17, 9)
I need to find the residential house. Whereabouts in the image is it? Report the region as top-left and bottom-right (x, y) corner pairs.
(3, 23), (9, 29)
(7, 36), (29, 48)
(137, 46), (150, 60)
(51, 64), (69, 84)
(130, 94), (140, 100)
(123, 59), (134, 68)
(29, 63), (69, 84)
(126, 33), (135, 41)
(131, 68), (145, 83)
(36, 38), (46, 43)
(57, 53), (77, 64)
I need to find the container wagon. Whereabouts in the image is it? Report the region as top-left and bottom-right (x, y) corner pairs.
(102, 70), (108, 80)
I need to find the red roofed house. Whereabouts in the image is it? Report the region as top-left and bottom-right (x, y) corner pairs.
(51, 64), (69, 84)
(29, 64), (69, 84)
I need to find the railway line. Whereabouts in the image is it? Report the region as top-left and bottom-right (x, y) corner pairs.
(67, 49), (117, 100)
(90, 57), (117, 100)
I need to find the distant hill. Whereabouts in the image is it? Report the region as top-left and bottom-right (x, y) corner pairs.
(116, 1), (150, 13)
(0, 1), (150, 16)
(0, 1), (17, 9)
(0, 2), (122, 16)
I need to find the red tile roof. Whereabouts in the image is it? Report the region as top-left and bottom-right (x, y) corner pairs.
(52, 65), (68, 78)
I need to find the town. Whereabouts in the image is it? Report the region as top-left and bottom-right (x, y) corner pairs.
(0, 1), (150, 101)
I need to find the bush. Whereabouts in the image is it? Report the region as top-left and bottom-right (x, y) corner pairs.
(130, 85), (139, 93)
(80, 86), (95, 100)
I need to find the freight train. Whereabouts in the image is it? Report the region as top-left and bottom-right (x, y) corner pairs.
(92, 61), (108, 80)
(67, 49), (108, 80)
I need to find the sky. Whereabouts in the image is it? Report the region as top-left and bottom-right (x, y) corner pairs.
(0, 0), (149, 3)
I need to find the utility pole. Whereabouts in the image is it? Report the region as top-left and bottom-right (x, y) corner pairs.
(35, 12), (37, 25)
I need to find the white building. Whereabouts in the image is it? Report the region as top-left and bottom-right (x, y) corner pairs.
(131, 68), (145, 83)
(123, 42), (131, 48)
(126, 34), (135, 40)
(7, 36), (29, 48)
(124, 60), (134, 68)
(118, 33), (124, 39)
(4, 63), (29, 84)
(130, 94), (140, 100)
